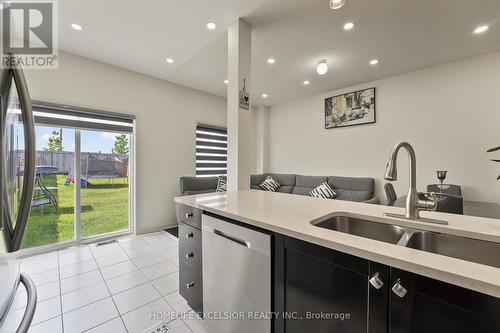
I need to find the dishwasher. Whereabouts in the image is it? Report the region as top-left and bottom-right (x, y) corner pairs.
(202, 214), (271, 333)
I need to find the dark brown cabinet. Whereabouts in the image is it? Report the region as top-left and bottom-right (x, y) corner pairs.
(275, 235), (500, 333)
(274, 236), (389, 333)
(176, 203), (203, 314)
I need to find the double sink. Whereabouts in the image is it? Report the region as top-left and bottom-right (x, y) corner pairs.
(312, 213), (500, 269)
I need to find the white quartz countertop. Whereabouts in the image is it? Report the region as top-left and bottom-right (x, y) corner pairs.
(175, 190), (500, 298)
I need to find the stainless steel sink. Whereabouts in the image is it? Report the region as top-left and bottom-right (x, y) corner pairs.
(313, 215), (407, 244)
(405, 231), (500, 269)
(313, 213), (500, 269)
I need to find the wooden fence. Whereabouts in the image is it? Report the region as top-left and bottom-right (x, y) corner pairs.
(14, 151), (129, 174)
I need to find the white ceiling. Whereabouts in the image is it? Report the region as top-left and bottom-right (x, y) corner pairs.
(55, 0), (500, 106)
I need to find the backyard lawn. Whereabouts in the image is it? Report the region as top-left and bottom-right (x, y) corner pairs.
(21, 174), (129, 249)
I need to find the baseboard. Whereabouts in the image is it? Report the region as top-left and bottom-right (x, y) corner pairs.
(137, 222), (177, 235)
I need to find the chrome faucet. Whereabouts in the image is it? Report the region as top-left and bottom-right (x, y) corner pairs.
(384, 142), (444, 223)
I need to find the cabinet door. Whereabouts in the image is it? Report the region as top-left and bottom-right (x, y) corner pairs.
(389, 268), (500, 333)
(278, 236), (388, 333)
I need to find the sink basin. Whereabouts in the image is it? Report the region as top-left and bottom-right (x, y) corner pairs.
(313, 213), (500, 269)
(313, 214), (407, 244)
(405, 231), (500, 269)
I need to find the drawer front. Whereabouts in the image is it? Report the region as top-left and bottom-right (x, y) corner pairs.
(179, 240), (202, 271)
(179, 222), (202, 251)
(179, 261), (202, 313)
(176, 204), (202, 229)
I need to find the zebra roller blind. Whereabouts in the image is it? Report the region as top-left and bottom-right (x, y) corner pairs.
(196, 123), (227, 177)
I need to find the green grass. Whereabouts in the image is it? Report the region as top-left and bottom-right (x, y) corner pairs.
(21, 174), (129, 249)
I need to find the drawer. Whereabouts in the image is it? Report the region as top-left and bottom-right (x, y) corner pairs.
(179, 240), (202, 271)
(179, 261), (203, 314)
(179, 222), (202, 251)
(176, 204), (202, 229)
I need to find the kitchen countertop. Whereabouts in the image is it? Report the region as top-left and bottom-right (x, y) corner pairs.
(175, 190), (500, 298)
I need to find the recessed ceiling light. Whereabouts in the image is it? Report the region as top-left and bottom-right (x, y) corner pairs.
(262, 93), (268, 98)
(71, 23), (82, 31)
(166, 58), (174, 64)
(206, 22), (217, 30)
(343, 22), (354, 30)
(224, 79), (228, 84)
(474, 25), (489, 34)
(267, 58), (275, 64)
(303, 80), (310, 85)
(329, 0), (346, 9)
(316, 60), (328, 75)
(370, 59), (379, 65)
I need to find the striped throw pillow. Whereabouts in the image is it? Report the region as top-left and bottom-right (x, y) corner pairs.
(310, 182), (336, 199)
(216, 176), (227, 192)
(259, 176), (281, 192)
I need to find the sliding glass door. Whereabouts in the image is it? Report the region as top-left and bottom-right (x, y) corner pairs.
(19, 104), (135, 250)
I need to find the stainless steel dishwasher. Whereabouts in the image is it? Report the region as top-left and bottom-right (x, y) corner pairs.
(202, 214), (271, 333)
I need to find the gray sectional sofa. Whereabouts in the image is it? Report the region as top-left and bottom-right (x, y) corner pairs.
(180, 173), (379, 204)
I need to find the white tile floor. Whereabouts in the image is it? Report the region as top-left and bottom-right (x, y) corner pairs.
(6, 231), (211, 333)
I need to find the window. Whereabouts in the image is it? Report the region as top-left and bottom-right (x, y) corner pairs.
(196, 123), (227, 177)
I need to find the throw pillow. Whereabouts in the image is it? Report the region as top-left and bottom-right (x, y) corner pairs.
(310, 182), (336, 199)
(259, 176), (281, 192)
(216, 176), (227, 192)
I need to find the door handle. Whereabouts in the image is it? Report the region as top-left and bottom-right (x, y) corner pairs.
(185, 212), (193, 219)
(213, 229), (249, 247)
(186, 282), (195, 289)
(185, 252), (194, 259)
(369, 273), (384, 289)
(185, 232), (194, 239)
(392, 279), (408, 298)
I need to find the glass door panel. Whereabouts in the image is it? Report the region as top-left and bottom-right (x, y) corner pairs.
(80, 130), (130, 237)
(21, 126), (75, 248)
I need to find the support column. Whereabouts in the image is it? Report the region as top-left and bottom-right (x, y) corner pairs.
(227, 18), (252, 191)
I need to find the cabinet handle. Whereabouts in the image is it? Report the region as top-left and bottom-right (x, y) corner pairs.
(369, 273), (384, 289)
(185, 252), (194, 259)
(185, 212), (193, 219)
(392, 279), (408, 298)
(185, 232), (194, 239)
(187, 282), (195, 289)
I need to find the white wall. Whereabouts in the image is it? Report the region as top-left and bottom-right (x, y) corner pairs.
(25, 51), (226, 233)
(267, 51), (500, 204)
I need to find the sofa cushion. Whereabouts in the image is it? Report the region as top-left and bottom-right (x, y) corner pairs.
(216, 176), (227, 192)
(180, 176), (217, 195)
(328, 176), (374, 193)
(260, 176), (281, 192)
(310, 182), (336, 199)
(183, 189), (216, 196)
(292, 175), (328, 196)
(334, 189), (373, 202)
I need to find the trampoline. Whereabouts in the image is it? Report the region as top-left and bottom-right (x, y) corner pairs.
(65, 154), (128, 187)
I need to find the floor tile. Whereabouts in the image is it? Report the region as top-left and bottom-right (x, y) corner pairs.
(164, 291), (191, 314)
(29, 269), (59, 286)
(62, 281), (110, 313)
(118, 238), (149, 250)
(61, 270), (103, 294)
(63, 298), (119, 333)
(123, 245), (156, 259)
(100, 260), (138, 280)
(20, 252), (58, 267)
(95, 251), (129, 268)
(90, 243), (124, 258)
(133, 253), (169, 269)
(14, 280), (60, 309)
(121, 298), (175, 333)
(60, 259), (98, 279)
(166, 318), (192, 333)
(105, 270), (148, 295)
(151, 272), (179, 296)
(59, 248), (94, 267)
(84, 317), (127, 333)
(161, 246), (178, 259)
(28, 316), (63, 333)
(21, 258), (59, 275)
(183, 311), (211, 333)
(16, 296), (61, 326)
(141, 259), (177, 281)
(112, 283), (161, 315)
